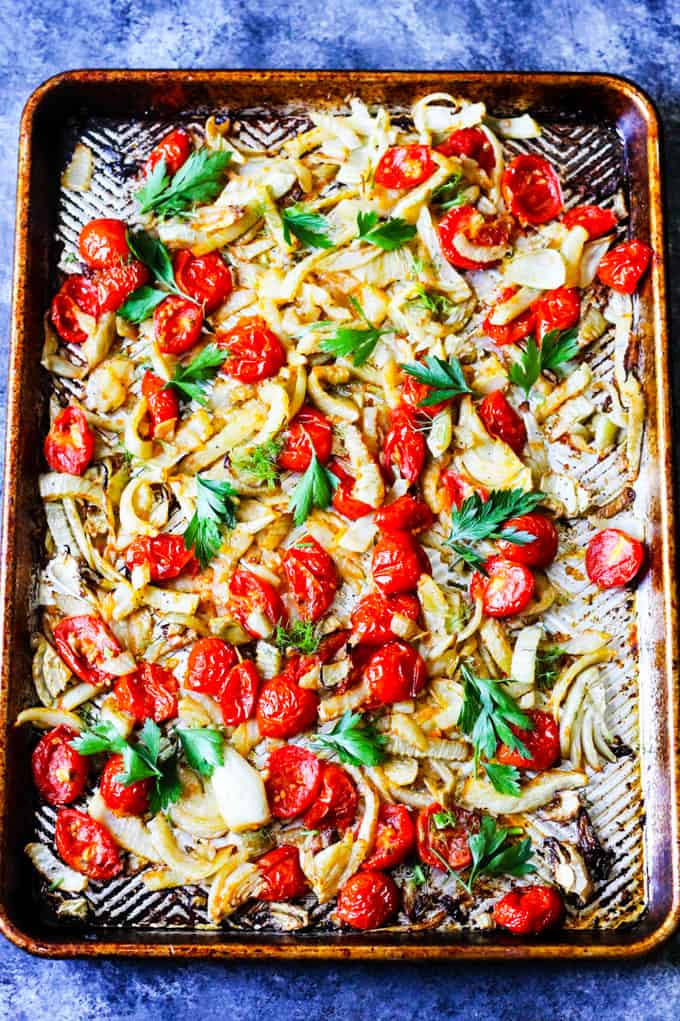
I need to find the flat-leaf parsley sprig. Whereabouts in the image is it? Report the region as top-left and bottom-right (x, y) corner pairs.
(281, 206), (333, 249)
(289, 451), (338, 526)
(401, 355), (473, 406)
(119, 229), (199, 323)
(183, 474), (238, 568)
(312, 711), (387, 767)
(136, 148), (232, 219)
(509, 328), (579, 397)
(316, 298), (392, 366)
(429, 814), (535, 894)
(164, 344), (227, 405)
(445, 488), (545, 569)
(356, 211), (417, 251)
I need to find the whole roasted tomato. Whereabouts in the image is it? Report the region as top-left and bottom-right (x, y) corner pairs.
(375, 494), (434, 534)
(55, 807), (122, 880)
(114, 662), (178, 723)
(185, 637), (238, 698)
(437, 126), (495, 173)
(303, 763), (358, 831)
(585, 528), (645, 588)
(125, 533), (197, 582)
(362, 803), (415, 871)
(256, 671), (319, 739)
(31, 726), (88, 806)
(44, 406), (95, 476)
(350, 592), (421, 646)
(496, 513), (559, 569)
(533, 287), (580, 342)
(257, 845), (308, 901)
(283, 537), (338, 622)
(146, 127), (192, 176)
(383, 407), (426, 484)
(482, 286), (536, 346)
(153, 295), (203, 355)
(266, 745), (322, 819)
(172, 250), (233, 313)
(439, 468), (488, 514)
(99, 753), (151, 815)
(416, 802), (478, 870)
(374, 145), (436, 189)
(371, 531), (431, 595)
(220, 661), (260, 726)
(336, 871), (399, 930)
(53, 614), (122, 685)
(79, 218), (130, 268)
(470, 556), (535, 618)
(478, 390), (527, 457)
(562, 204), (617, 239)
(329, 460), (373, 520)
(229, 567), (287, 638)
(493, 884), (564, 935)
(218, 316), (286, 382)
(50, 275), (100, 345)
(364, 640), (427, 704)
(439, 205), (511, 270)
(597, 239), (653, 294)
(96, 260), (150, 313)
(278, 406), (333, 472)
(497, 709), (560, 771)
(141, 371), (180, 438)
(502, 154), (563, 225)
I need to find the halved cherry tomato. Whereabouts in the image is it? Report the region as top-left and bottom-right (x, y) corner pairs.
(219, 316), (286, 382)
(303, 763), (358, 831)
(374, 145), (436, 189)
(401, 371), (450, 418)
(364, 640), (427, 704)
(439, 468), (489, 514)
(375, 494), (434, 534)
(478, 390), (527, 456)
(483, 287), (536, 346)
(32, 726), (88, 806)
(437, 126), (495, 173)
(336, 871), (399, 930)
(220, 661), (260, 726)
(55, 807), (122, 880)
(362, 803), (415, 871)
(146, 127), (192, 176)
(329, 460), (373, 520)
(470, 556), (535, 618)
(114, 662), (178, 723)
(533, 287), (580, 342)
(79, 218), (129, 268)
(502, 154), (563, 225)
(350, 592), (421, 646)
(493, 884), (564, 935)
(439, 205), (511, 270)
(172, 250), (233, 313)
(229, 567), (287, 638)
(372, 531), (431, 596)
(99, 753), (151, 815)
(53, 614), (122, 685)
(125, 533), (196, 582)
(266, 745), (321, 819)
(384, 407), (426, 484)
(153, 295), (203, 355)
(141, 371), (180, 438)
(257, 845), (308, 901)
(283, 537), (338, 622)
(44, 406), (95, 476)
(597, 239), (653, 294)
(257, 672), (319, 739)
(496, 513), (559, 569)
(50, 275), (100, 345)
(585, 528), (645, 589)
(278, 405), (333, 472)
(185, 637), (238, 698)
(562, 204), (617, 239)
(497, 708), (559, 771)
(96, 260), (150, 313)
(416, 802), (478, 871)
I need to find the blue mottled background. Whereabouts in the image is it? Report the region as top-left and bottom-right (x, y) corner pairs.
(1, 1), (679, 1018)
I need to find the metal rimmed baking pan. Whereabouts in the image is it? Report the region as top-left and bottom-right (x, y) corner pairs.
(1, 69), (677, 959)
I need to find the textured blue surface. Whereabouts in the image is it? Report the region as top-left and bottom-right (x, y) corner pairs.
(1, 1), (679, 1018)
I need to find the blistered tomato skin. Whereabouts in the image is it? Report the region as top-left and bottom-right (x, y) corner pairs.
(497, 709), (560, 771)
(585, 528), (645, 588)
(99, 753), (151, 815)
(44, 406), (95, 476)
(185, 637), (238, 698)
(79, 218), (130, 268)
(533, 287), (580, 341)
(125, 533), (196, 581)
(350, 592), (421, 646)
(562, 204), (617, 239)
(365, 640), (427, 704)
(383, 407), (426, 484)
(283, 537), (338, 623)
(502, 154), (563, 225)
(303, 764), (359, 831)
(219, 317), (286, 382)
(336, 871), (399, 930)
(229, 567), (287, 638)
(114, 662), (178, 724)
(471, 556), (535, 618)
(141, 371), (180, 437)
(55, 808), (122, 880)
(146, 128), (192, 176)
(53, 614), (122, 685)
(478, 390), (527, 457)
(362, 803), (416, 871)
(493, 884), (564, 935)
(31, 726), (88, 806)
(329, 460), (373, 520)
(496, 513), (559, 569)
(401, 371), (450, 418)
(438, 205), (511, 270)
(172, 250), (233, 313)
(416, 802), (478, 871)
(50, 275), (100, 345)
(597, 240), (653, 294)
(266, 745), (322, 819)
(257, 845), (308, 901)
(278, 406), (333, 472)
(375, 495), (434, 534)
(153, 295), (203, 355)
(374, 145), (436, 189)
(437, 126), (495, 172)
(96, 260), (150, 313)
(371, 531), (431, 595)
(483, 287), (536, 346)
(257, 672), (319, 739)
(219, 661), (260, 726)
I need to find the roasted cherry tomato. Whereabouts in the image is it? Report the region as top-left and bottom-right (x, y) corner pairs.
(496, 513), (559, 569)
(374, 145), (436, 189)
(31, 726), (88, 806)
(585, 528), (645, 589)
(350, 592), (421, 646)
(471, 556), (535, 618)
(185, 637), (238, 698)
(125, 533), (196, 582)
(96, 260), (150, 313)
(533, 287), (580, 341)
(303, 763), (358, 831)
(99, 753), (151, 815)
(375, 494), (434, 534)
(562, 204), (617, 239)
(493, 884), (564, 935)
(219, 316), (286, 382)
(502, 154), (563, 225)
(439, 468), (488, 514)
(266, 745), (322, 819)
(336, 871), (399, 930)
(50, 275), (100, 345)
(478, 390), (527, 457)
(146, 127), (192, 176)
(329, 460), (373, 520)
(401, 371), (450, 418)
(257, 671), (319, 739)
(172, 250), (233, 313)
(497, 709), (560, 771)
(44, 406), (95, 476)
(53, 614), (122, 685)
(362, 803), (416, 871)
(283, 537), (338, 622)
(141, 370), (180, 438)
(364, 640), (427, 704)
(55, 807), (122, 880)
(416, 802), (478, 871)
(597, 239), (653, 294)
(437, 126), (495, 173)
(220, 661), (260, 726)
(371, 531), (431, 596)
(278, 405), (333, 472)
(229, 567), (287, 639)
(384, 407), (426, 484)
(439, 205), (511, 270)
(114, 662), (178, 723)
(153, 294), (203, 355)
(257, 845), (308, 901)
(483, 287), (536, 346)
(79, 218), (130, 268)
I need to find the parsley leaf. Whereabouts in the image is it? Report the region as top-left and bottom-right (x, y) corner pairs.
(118, 284), (168, 323)
(457, 662), (532, 790)
(274, 620), (320, 655)
(465, 816), (535, 890)
(482, 760), (522, 796)
(281, 205), (333, 249)
(149, 752), (181, 815)
(126, 229), (179, 293)
(411, 863), (428, 887)
(312, 710), (387, 767)
(356, 211), (417, 251)
(136, 149), (232, 218)
(431, 172), (467, 211)
(446, 488), (545, 567)
(183, 474), (238, 569)
(231, 438), (283, 490)
(289, 452), (338, 526)
(164, 344), (227, 405)
(408, 286), (457, 321)
(317, 298), (392, 366)
(401, 355), (472, 406)
(509, 328), (579, 397)
(177, 727), (224, 777)
(70, 721), (126, 757)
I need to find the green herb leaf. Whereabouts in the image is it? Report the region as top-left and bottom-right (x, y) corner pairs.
(177, 727), (224, 777)
(137, 149), (232, 218)
(401, 355), (472, 406)
(509, 328), (579, 397)
(317, 298), (392, 366)
(137, 718), (161, 766)
(149, 753), (182, 815)
(126, 229), (178, 293)
(411, 864), (428, 887)
(69, 721), (126, 757)
(356, 211), (417, 251)
(431, 172), (467, 211)
(535, 644), (565, 691)
(433, 809), (458, 830)
(115, 743), (161, 786)
(312, 710), (387, 767)
(465, 815), (535, 889)
(136, 159), (170, 215)
(164, 343), (227, 405)
(274, 620), (320, 655)
(408, 286), (457, 321)
(183, 474), (238, 569)
(482, 761), (522, 796)
(289, 452), (338, 526)
(231, 438), (283, 490)
(446, 488), (545, 566)
(281, 205), (333, 249)
(118, 284), (168, 323)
